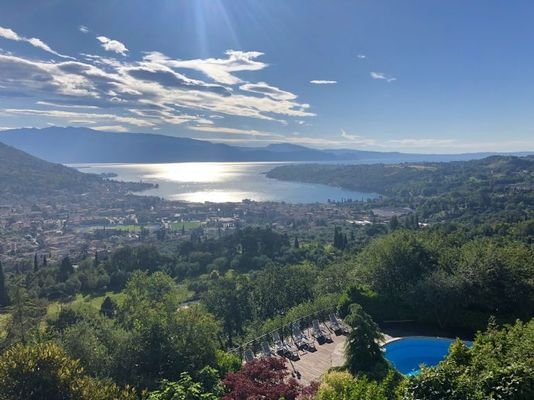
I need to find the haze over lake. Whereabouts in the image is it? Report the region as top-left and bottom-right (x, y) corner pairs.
(73, 162), (376, 203)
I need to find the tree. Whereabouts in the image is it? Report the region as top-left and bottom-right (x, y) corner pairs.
(0, 261), (9, 307)
(100, 295), (116, 318)
(6, 281), (43, 344)
(389, 216), (399, 231)
(334, 227), (346, 250)
(0, 342), (136, 400)
(294, 236), (300, 249)
(223, 357), (303, 400)
(203, 275), (251, 346)
(358, 231), (434, 301)
(315, 371), (394, 400)
(33, 254), (38, 272)
(344, 304), (389, 379)
(117, 272), (221, 389)
(147, 368), (222, 400)
(57, 256), (73, 282)
(252, 264), (316, 320)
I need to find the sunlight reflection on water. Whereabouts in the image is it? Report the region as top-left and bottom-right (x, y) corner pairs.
(72, 162), (376, 203)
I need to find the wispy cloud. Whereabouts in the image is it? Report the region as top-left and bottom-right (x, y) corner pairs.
(188, 125), (283, 138)
(36, 101), (100, 109)
(0, 32), (314, 136)
(340, 129), (377, 146)
(97, 36), (128, 56)
(370, 71), (396, 82)
(2, 108), (155, 127)
(92, 125), (129, 132)
(79, 25), (89, 34)
(357, 54), (367, 59)
(388, 138), (455, 148)
(0, 26), (74, 59)
(310, 80), (337, 85)
(147, 50), (267, 85)
(239, 82), (297, 101)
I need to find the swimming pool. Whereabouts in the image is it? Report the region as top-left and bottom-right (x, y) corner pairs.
(382, 337), (471, 376)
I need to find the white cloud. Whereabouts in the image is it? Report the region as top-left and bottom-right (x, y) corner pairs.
(97, 36), (128, 56)
(310, 80), (337, 85)
(357, 54), (367, 59)
(370, 72), (396, 82)
(188, 125), (283, 138)
(239, 82), (297, 101)
(146, 50), (267, 85)
(0, 25), (73, 59)
(388, 138), (456, 148)
(79, 25), (89, 34)
(36, 101), (100, 109)
(2, 108), (155, 127)
(0, 45), (314, 132)
(92, 125), (129, 132)
(340, 129), (377, 146)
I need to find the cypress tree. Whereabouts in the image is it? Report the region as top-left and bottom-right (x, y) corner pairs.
(0, 261), (9, 307)
(58, 256), (73, 282)
(100, 296), (116, 318)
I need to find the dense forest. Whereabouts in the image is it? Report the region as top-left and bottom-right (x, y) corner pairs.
(0, 155), (533, 399)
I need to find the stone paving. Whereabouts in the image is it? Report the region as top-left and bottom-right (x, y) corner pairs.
(287, 330), (347, 385)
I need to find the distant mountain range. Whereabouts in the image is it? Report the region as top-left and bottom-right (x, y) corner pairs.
(0, 126), (531, 164)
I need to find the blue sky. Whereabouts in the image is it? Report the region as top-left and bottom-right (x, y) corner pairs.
(0, 0), (533, 153)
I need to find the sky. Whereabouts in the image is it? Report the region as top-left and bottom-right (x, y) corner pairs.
(0, 0), (534, 153)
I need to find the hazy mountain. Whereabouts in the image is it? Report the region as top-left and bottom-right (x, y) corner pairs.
(0, 126), (531, 164)
(0, 141), (150, 204)
(0, 127), (337, 163)
(0, 141), (102, 196)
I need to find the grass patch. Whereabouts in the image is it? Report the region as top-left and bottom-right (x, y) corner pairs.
(0, 313), (11, 340)
(45, 285), (192, 321)
(169, 221), (202, 231)
(108, 225), (143, 232)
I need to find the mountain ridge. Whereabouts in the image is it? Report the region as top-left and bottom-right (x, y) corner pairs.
(0, 126), (531, 164)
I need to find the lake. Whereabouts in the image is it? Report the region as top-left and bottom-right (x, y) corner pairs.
(72, 162), (377, 203)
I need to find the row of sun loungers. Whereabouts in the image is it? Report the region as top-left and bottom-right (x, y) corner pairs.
(243, 314), (348, 363)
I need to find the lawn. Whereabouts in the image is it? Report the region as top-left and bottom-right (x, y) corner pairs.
(45, 284), (192, 320)
(46, 291), (126, 320)
(169, 221), (202, 231)
(0, 313), (10, 340)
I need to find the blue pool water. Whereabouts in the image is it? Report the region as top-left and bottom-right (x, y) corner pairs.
(383, 337), (471, 376)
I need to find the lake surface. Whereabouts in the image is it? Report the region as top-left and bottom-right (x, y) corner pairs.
(72, 162), (376, 203)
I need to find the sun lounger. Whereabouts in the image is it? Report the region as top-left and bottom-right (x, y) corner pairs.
(329, 313), (345, 335)
(261, 341), (274, 357)
(312, 319), (333, 344)
(272, 331), (300, 361)
(292, 323), (316, 352)
(244, 349), (255, 363)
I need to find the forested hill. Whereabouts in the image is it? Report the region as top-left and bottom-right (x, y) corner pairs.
(268, 155), (534, 195)
(268, 155), (534, 222)
(0, 142), (147, 202)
